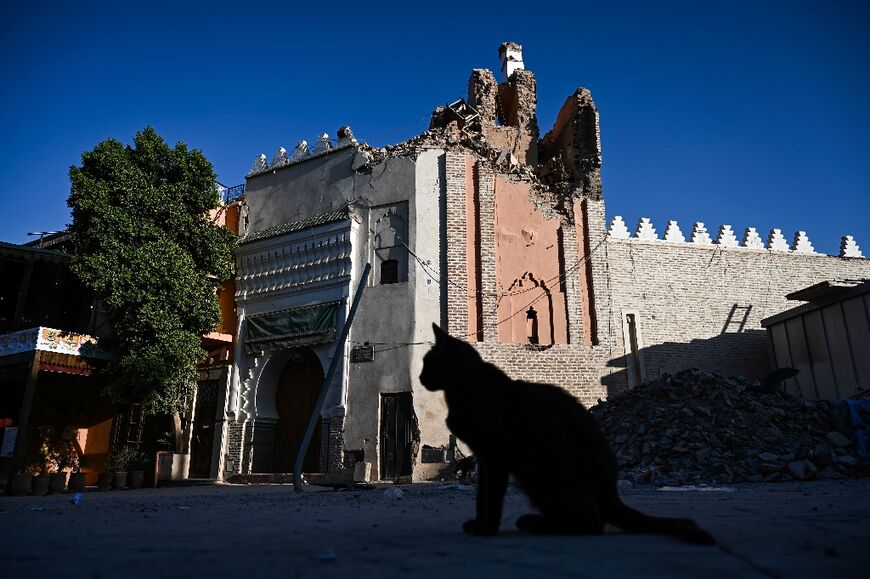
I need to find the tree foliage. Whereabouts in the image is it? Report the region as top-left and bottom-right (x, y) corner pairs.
(68, 127), (236, 414)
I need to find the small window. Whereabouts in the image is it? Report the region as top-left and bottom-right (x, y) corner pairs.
(380, 259), (399, 285)
(526, 306), (539, 344)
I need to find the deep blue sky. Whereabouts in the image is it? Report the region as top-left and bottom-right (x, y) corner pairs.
(1, 1), (867, 255)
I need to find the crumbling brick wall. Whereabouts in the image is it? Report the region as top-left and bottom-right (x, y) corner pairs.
(443, 149), (617, 405)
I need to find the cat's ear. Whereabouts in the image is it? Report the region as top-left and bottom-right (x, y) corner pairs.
(432, 323), (449, 345)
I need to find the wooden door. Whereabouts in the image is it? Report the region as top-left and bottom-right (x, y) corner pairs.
(273, 349), (323, 473)
(380, 393), (413, 480)
(189, 380), (218, 478)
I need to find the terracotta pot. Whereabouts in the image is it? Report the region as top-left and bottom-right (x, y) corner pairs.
(9, 473), (33, 496)
(68, 472), (86, 492)
(111, 471), (127, 490)
(127, 470), (145, 489)
(97, 473), (112, 490)
(48, 472), (67, 494)
(32, 474), (50, 496)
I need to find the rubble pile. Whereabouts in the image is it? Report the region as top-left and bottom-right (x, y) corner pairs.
(590, 368), (869, 485)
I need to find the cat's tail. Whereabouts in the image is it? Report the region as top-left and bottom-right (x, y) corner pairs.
(608, 501), (716, 545)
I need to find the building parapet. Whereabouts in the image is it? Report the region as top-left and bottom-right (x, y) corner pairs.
(246, 127), (359, 178)
(607, 216), (865, 259)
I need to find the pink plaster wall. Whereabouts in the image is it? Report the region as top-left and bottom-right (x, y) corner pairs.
(492, 176), (568, 345)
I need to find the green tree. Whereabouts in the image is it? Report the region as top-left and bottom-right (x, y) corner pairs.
(68, 127), (236, 414)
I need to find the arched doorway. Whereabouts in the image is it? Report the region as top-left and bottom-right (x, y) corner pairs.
(272, 348), (323, 473)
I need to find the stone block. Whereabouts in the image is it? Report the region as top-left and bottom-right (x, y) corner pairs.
(353, 461), (372, 482)
(664, 220), (685, 243)
(608, 216), (630, 239)
(634, 217), (657, 240)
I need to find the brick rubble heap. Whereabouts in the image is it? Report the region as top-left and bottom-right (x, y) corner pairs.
(590, 368), (869, 485)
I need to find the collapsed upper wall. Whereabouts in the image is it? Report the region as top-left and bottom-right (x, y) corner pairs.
(427, 42), (602, 213)
(539, 89), (603, 201)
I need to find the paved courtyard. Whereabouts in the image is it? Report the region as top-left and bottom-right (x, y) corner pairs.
(2, 478), (868, 578)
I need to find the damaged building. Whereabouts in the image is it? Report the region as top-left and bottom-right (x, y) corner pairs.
(219, 42), (870, 483)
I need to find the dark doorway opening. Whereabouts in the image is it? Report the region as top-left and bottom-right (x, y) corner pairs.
(273, 348), (324, 473)
(189, 380), (219, 478)
(380, 392), (413, 480)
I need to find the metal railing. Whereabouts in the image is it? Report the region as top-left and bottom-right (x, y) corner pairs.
(217, 183), (246, 204)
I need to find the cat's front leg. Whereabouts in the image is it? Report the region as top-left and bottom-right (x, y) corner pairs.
(464, 458), (509, 536)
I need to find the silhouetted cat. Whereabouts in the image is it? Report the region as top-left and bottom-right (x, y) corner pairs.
(420, 324), (715, 544)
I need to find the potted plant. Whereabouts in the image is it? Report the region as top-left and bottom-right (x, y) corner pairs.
(48, 439), (76, 494)
(97, 470), (113, 491)
(126, 450), (147, 489)
(68, 455), (89, 492)
(108, 446), (140, 490)
(28, 440), (52, 496)
(9, 450), (34, 496)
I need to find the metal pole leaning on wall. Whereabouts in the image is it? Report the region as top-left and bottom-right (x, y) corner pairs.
(293, 263), (371, 492)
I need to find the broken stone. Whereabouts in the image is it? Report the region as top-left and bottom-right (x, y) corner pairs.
(812, 443), (833, 466)
(590, 368), (869, 485)
(825, 431), (851, 448)
(351, 151), (372, 172)
(787, 459), (817, 481)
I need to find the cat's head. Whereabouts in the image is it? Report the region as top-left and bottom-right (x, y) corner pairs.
(419, 323), (483, 391)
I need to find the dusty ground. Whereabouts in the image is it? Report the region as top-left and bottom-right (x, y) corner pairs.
(2, 478), (868, 578)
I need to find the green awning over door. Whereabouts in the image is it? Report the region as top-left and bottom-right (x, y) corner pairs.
(244, 301), (340, 355)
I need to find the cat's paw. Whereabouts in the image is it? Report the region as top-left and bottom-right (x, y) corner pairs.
(462, 519), (498, 536)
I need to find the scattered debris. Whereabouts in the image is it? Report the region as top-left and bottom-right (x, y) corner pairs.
(383, 487), (404, 500)
(845, 397), (870, 459)
(590, 368), (870, 485)
(658, 486), (736, 492)
(70, 493), (83, 505)
(439, 484), (475, 492)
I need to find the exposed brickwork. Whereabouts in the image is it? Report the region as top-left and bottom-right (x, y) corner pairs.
(476, 163), (497, 341)
(224, 420), (245, 475)
(443, 150), (616, 405)
(560, 220), (584, 345)
(583, 199), (610, 348)
(540, 88), (602, 201)
(467, 69), (498, 125)
(241, 419), (255, 473)
(444, 151), (468, 337)
(472, 341), (613, 407)
(324, 416), (345, 473)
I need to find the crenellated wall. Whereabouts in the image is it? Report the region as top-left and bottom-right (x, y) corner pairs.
(606, 215), (865, 258)
(603, 215), (870, 390)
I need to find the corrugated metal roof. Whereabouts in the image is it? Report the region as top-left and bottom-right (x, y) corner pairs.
(239, 208), (349, 245)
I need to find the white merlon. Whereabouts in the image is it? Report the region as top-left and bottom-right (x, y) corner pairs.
(608, 216), (630, 239)
(743, 227), (765, 249)
(664, 220), (685, 243)
(792, 231), (815, 254)
(768, 228), (789, 252)
(840, 235), (864, 258)
(691, 222), (713, 245)
(634, 218), (658, 240)
(271, 147), (289, 168)
(716, 225), (739, 247)
(290, 140), (310, 162)
(248, 153), (268, 176)
(314, 133), (332, 154)
(337, 126), (357, 147)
